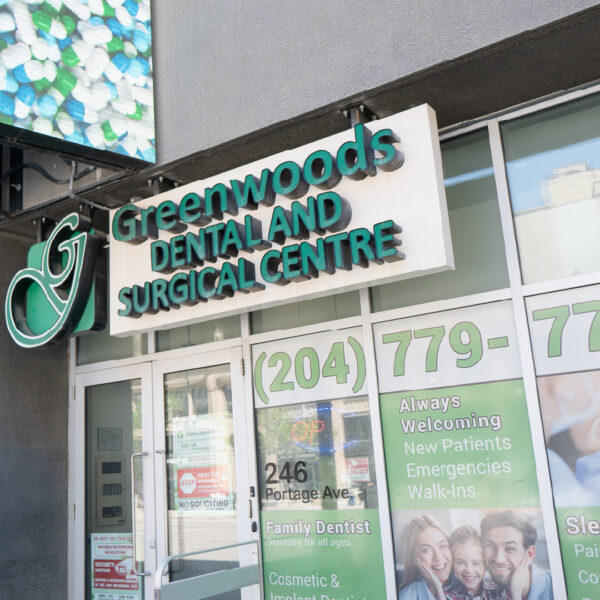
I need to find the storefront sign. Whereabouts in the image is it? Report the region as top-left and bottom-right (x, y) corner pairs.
(90, 533), (141, 600)
(171, 413), (234, 511)
(5, 212), (106, 348)
(109, 104), (452, 336)
(528, 284), (600, 600)
(254, 328), (387, 600)
(375, 302), (554, 600)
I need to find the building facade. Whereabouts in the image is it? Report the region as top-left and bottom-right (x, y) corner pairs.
(2, 3), (600, 599)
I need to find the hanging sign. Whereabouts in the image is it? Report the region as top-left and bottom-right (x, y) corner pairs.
(109, 104), (452, 336)
(5, 212), (106, 348)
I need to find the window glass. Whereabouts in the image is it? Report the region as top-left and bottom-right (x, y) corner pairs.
(502, 94), (600, 283)
(250, 291), (360, 334)
(77, 326), (147, 365)
(526, 283), (600, 598)
(373, 301), (552, 596)
(371, 129), (508, 312)
(156, 316), (241, 352)
(163, 364), (240, 595)
(85, 380), (144, 600)
(253, 327), (386, 600)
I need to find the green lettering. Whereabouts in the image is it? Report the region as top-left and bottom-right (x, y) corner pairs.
(204, 183), (234, 219)
(245, 215), (270, 250)
(198, 267), (219, 299)
(221, 219), (245, 257)
(230, 168), (275, 210)
(260, 249), (285, 285)
(336, 123), (376, 180)
(373, 220), (404, 262)
(317, 191), (351, 232)
(179, 192), (210, 226)
(169, 234), (186, 269)
(151, 278), (170, 311)
(117, 287), (133, 316)
(156, 200), (185, 232)
(150, 239), (170, 272)
(349, 228), (376, 267)
(268, 206), (293, 245)
(291, 196), (321, 238)
(303, 149), (341, 190)
(112, 205), (143, 243)
(272, 160), (308, 199)
(372, 128), (403, 171)
(216, 261), (239, 297)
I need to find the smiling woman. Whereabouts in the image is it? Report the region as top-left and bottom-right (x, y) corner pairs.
(398, 515), (452, 600)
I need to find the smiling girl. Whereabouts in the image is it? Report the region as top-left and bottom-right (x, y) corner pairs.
(445, 526), (509, 600)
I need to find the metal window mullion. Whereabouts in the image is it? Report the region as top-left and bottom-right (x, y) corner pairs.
(522, 270), (600, 297)
(240, 311), (265, 600)
(368, 288), (512, 325)
(439, 79), (600, 138)
(246, 314), (364, 345)
(358, 288), (397, 599)
(488, 119), (568, 598)
(146, 329), (156, 354)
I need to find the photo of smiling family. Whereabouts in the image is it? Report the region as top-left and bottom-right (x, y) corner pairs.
(395, 509), (553, 600)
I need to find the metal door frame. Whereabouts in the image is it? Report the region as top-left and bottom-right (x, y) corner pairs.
(151, 346), (261, 600)
(69, 362), (156, 600)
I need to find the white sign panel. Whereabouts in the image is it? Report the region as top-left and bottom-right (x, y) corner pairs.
(527, 284), (600, 376)
(374, 301), (522, 392)
(109, 104), (452, 336)
(252, 327), (366, 407)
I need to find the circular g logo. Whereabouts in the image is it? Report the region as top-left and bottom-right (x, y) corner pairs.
(5, 212), (105, 348)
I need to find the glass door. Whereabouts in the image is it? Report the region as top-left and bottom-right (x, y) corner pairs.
(153, 347), (260, 600)
(71, 363), (156, 600)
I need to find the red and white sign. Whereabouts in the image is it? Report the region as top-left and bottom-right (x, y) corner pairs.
(177, 465), (230, 498)
(345, 458), (370, 482)
(91, 533), (141, 600)
(93, 559), (138, 590)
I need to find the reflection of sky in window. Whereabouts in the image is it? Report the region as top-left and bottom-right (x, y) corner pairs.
(444, 167), (493, 187)
(506, 137), (600, 212)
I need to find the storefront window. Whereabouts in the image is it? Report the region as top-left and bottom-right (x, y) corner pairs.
(371, 129), (508, 312)
(250, 291), (360, 334)
(373, 301), (552, 598)
(77, 326), (148, 365)
(502, 93), (600, 283)
(252, 328), (386, 599)
(527, 283), (600, 598)
(156, 316), (241, 352)
(163, 364), (240, 592)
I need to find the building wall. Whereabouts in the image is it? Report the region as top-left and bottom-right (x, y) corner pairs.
(151, 0), (597, 164)
(0, 235), (68, 599)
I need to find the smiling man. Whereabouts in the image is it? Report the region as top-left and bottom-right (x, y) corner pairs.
(480, 511), (553, 600)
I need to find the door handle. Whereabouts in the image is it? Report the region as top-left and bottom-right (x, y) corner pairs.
(156, 449), (167, 475)
(130, 451), (151, 577)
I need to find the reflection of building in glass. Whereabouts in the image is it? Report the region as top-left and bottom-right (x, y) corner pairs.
(542, 162), (600, 206)
(514, 159), (600, 283)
